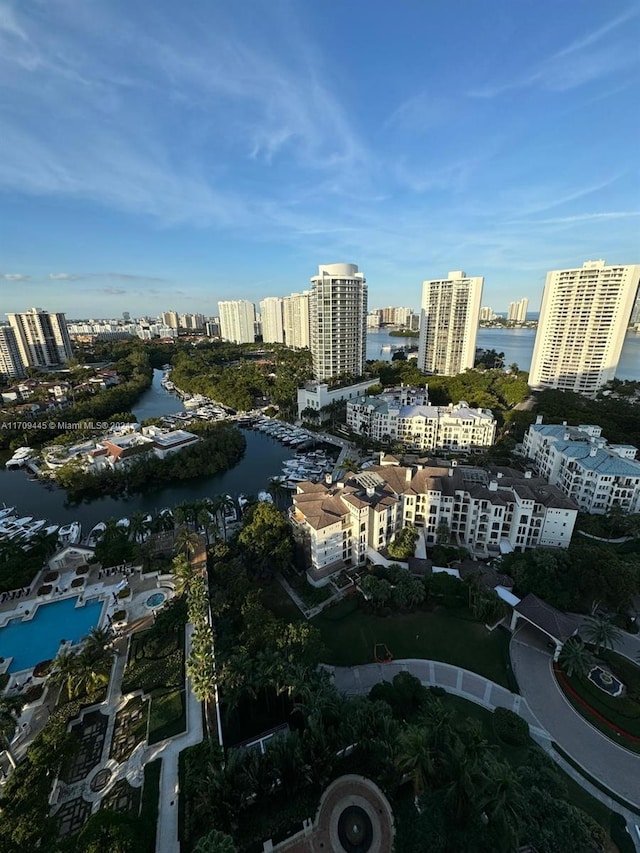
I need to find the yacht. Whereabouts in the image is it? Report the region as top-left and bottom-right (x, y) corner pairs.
(116, 517), (130, 529)
(257, 491), (273, 503)
(86, 522), (106, 548)
(5, 447), (34, 469)
(0, 506), (16, 520)
(58, 522), (82, 545)
(222, 496), (238, 524)
(43, 524), (59, 537)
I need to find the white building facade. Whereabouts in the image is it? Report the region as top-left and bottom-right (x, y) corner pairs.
(507, 298), (528, 324)
(283, 291), (310, 349)
(218, 300), (256, 344)
(297, 379), (379, 421)
(417, 271), (483, 375)
(529, 260), (640, 394)
(259, 297), (285, 344)
(522, 417), (640, 514)
(0, 326), (25, 379)
(290, 461), (577, 584)
(7, 308), (73, 369)
(309, 263), (367, 381)
(346, 386), (496, 452)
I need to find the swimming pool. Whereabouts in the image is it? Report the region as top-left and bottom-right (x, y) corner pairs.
(0, 596), (104, 674)
(146, 592), (166, 609)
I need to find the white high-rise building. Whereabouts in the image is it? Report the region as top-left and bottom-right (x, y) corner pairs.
(529, 260), (640, 394)
(507, 298), (528, 324)
(283, 291), (311, 348)
(309, 263), (367, 381)
(259, 297), (285, 344)
(7, 308), (73, 369)
(479, 306), (495, 322)
(218, 300), (256, 344)
(417, 271), (483, 375)
(0, 326), (25, 378)
(162, 310), (179, 329)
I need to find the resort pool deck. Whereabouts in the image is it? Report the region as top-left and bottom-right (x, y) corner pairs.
(0, 596), (104, 674)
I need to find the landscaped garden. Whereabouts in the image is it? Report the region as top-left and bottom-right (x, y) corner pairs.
(556, 647), (640, 753)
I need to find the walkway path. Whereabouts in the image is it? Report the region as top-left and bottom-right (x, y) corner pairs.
(511, 625), (640, 810)
(329, 659), (546, 735)
(329, 656), (640, 849)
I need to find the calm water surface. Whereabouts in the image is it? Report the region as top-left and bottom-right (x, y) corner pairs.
(369, 327), (640, 381)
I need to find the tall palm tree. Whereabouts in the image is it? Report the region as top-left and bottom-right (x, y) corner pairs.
(266, 731), (304, 797)
(581, 616), (622, 657)
(49, 647), (81, 702)
(175, 527), (202, 559)
(558, 637), (592, 678)
(395, 726), (437, 801)
(172, 553), (197, 597)
(481, 762), (523, 853)
(0, 694), (25, 769)
(128, 510), (147, 544)
(83, 626), (113, 661)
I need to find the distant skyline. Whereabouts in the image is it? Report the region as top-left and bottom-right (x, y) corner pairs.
(1, 1), (639, 316)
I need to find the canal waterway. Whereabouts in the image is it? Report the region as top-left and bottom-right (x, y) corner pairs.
(0, 371), (298, 529)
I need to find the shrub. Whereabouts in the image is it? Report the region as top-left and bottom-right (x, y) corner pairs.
(23, 683), (44, 704)
(493, 706), (530, 745)
(428, 686), (447, 698)
(75, 565), (89, 575)
(33, 659), (52, 678)
(117, 587), (130, 599)
(37, 585), (52, 596)
(70, 577), (84, 588)
(112, 609), (127, 622)
(43, 572), (58, 584)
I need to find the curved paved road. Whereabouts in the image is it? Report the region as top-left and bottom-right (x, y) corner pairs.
(511, 624), (640, 810)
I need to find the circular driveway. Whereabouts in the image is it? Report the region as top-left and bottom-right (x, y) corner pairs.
(510, 626), (640, 809)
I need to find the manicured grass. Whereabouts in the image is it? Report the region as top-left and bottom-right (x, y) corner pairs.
(441, 694), (631, 853)
(139, 759), (161, 853)
(148, 688), (186, 744)
(260, 580), (304, 622)
(313, 603), (511, 687)
(122, 627), (185, 694)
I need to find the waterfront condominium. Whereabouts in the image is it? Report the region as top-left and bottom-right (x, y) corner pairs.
(0, 325), (26, 378)
(417, 271), (483, 375)
(218, 300), (256, 344)
(283, 291), (311, 348)
(259, 297), (285, 344)
(309, 263), (367, 381)
(7, 308), (73, 369)
(529, 260), (640, 394)
(507, 297), (528, 324)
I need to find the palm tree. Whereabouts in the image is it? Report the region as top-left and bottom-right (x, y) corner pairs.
(49, 647), (81, 701)
(340, 456), (360, 473)
(128, 510), (147, 544)
(558, 637), (592, 678)
(174, 527), (202, 559)
(0, 694), (25, 769)
(83, 626), (113, 661)
(395, 726), (437, 801)
(172, 553), (198, 598)
(266, 731), (304, 797)
(267, 477), (286, 508)
(481, 762), (523, 853)
(581, 616), (622, 657)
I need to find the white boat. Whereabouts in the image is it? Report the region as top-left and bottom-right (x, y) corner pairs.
(116, 517), (130, 529)
(86, 522), (106, 548)
(257, 491), (273, 503)
(5, 447), (34, 469)
(58, 522), (82, 545)
(43, 524), (59, 537)
(0, 506), (15, 520)
(20, 519), (46, 536)
(222, 496), (238, 523)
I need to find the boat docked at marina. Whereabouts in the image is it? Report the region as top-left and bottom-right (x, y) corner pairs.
(5, 447), (35, 469)
(86, 521), (106, 548)
(0, 506), (16, 520)
(58, 522), (82, 545)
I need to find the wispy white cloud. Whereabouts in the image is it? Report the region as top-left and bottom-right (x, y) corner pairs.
(508, 211), (640, 226)
(49, 272), (169, 283)
(1, 272), (30, 281)
(470, 7), (639, 98)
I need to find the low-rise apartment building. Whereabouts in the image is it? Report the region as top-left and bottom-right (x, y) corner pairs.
(522, 417), (640, 514)
(346, 386), (496, 452)
(290, 458), (576, 584)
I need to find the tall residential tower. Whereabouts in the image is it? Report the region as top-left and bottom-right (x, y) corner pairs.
(283, 291), (311, 348)
(218, 300), (256, 344)
(7, 308), (73, 369)
(309, 263), (367, 381)
(417, 271), (483, 375)
(259, 297), (285, 344)
(529, 260), (640, 394)
(507, 298), (528, 324)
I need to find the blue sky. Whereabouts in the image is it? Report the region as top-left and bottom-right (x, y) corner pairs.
(1, 0), (639, 319)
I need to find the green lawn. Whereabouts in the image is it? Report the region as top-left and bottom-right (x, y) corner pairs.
(148, 688), (186, 744)
(260, 580), (304, 622)
(313, 603), (511, 687)
(441, 694), (634, 853)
